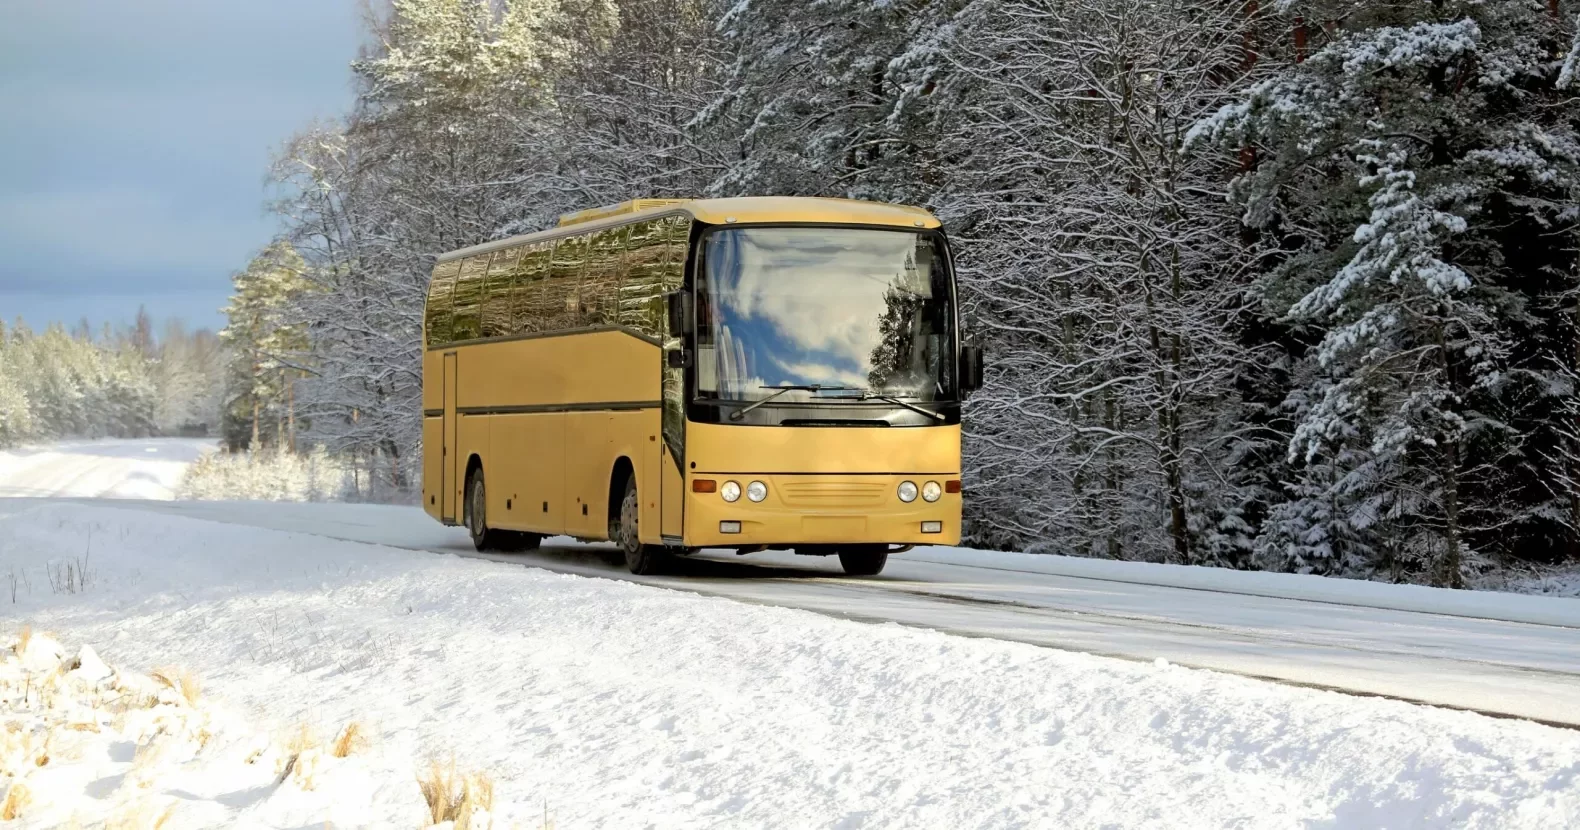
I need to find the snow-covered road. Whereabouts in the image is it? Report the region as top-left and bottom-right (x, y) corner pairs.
(0, 440), (1577, 726)
(0, 438), (213, 499)
(1, 501), (1578, 828)
(2, 441), (1579, 825)
(9, 497), (1579, 728)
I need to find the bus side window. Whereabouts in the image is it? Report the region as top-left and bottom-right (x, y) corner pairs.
(451, 253), (489, 343)
(545, 234), (587, 333)
(481, 245), (521, 339)
(510, 241), (552, 335)
(425, 259), (461, 348)
(580, 224), (628, 327)
(620, 218), (668, 338)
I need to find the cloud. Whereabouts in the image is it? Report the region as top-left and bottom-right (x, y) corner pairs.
(0, 187), (265, 292)
(0, 0), (361, 318)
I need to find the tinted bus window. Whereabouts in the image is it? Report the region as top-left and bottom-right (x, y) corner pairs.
(426, 259), (461, 347)
(510, 241), (553, 335)
(481, 246), (521, 339)
(545, 234), (587, 332)
(581, 225), (628, 326)
(621, 218), (670, 338)
(451, 254), (489, 342)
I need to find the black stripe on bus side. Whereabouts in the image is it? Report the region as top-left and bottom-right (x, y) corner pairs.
(457, 401), (661, 416)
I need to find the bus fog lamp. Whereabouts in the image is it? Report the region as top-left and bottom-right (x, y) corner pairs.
(721, 481), (742, 502)
(921, 521), (943, 534)
(720, 521), (742, 534)
(897, 481), (918, 503)
(747, 481), (768, 502)
(921, 481), (942, 502)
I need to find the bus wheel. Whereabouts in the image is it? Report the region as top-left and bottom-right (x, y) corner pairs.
(465, 468), (509, 552)
(837, 546), (888, 576)
(618, 478), (668, 575)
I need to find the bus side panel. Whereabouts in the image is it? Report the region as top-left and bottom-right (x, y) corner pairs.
(422, 415), (443, 520)
(420, 349), (444, 412)
(607, 408), (662, 545)
(474, 332), (659, 410)
(489, 412), (566, 536)
(484, 411), (513, 531)
(661, 444), (684, 539)
(564, 411), (612, 539)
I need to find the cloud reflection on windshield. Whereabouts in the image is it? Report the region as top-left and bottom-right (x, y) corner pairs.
(698, 227), (945, 402)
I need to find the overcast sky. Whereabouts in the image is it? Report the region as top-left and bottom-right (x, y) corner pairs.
(0, 1), (365, 334)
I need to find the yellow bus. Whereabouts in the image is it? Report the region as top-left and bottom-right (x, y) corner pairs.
(420, 197), (981, 576)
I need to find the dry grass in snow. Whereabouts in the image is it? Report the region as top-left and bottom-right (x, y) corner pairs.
(0, 626), (494, 827)
(418, 757), (494, 829)
(331, 721), (365, 759)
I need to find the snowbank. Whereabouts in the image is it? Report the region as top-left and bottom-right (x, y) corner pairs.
(0, 502), (1576, 828)
(174, 446), (356, 502)
(0, 629), (424, 828)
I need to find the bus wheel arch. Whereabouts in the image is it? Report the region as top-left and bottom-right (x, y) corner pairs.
(461, 455), (484, 524)
(607, 456), (635, 540)
(464, 457), (537, 553)
(610, 457), (668, 575)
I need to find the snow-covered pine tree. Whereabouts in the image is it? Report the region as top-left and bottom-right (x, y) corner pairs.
(220, 242), (310, 452)
(1192, 0), (1580, 584)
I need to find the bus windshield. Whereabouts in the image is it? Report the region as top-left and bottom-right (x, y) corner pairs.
(696, 227), (955, 403)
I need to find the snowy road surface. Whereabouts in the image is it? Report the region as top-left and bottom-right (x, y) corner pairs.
(7, 497), (1579, 729)
(0, 440), (1576, 726)
(1, 501), (1577, 828)
(0, 438), (213, 499)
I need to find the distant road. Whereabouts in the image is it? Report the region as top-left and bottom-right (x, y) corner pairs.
(0, 438), (213, 499)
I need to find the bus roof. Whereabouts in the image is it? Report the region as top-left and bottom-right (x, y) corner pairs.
(436, 196), (942, 263)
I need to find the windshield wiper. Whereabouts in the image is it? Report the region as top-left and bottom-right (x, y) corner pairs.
(729, 385), (861, 421)
(854, 390), (947, 422)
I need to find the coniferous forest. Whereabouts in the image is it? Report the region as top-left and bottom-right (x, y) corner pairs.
(236, 0), (1580, 586)
(0, 312), (223, 447)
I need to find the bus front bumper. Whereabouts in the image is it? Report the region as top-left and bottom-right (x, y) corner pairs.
(684, 473), (962, 548)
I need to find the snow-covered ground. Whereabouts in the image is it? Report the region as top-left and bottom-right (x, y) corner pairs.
(0, 439), (213, 500)
(0, 501), (1577, 828)
(27, 497), (1579, 728)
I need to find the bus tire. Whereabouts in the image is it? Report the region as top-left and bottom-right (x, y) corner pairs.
(465, 468), (511, 552)
(837, 546), (888, 576)
(618, 478), (668, 575)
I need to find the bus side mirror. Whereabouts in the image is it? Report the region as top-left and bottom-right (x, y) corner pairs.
(665, 290), (693, 336)
(960, 345), (984, 396)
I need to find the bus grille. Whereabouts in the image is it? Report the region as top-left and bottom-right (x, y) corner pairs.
(778, 481), (888, 508)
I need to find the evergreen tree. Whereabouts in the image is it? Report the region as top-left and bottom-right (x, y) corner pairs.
(1193, 0), (1580, 584)
(220, 242), (311, 451)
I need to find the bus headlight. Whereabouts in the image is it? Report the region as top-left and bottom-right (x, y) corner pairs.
(897, 481), (918, 503)
(746, 480), (768, 502)
(721, 481), (742, 502)
(921, 481), (942, 502)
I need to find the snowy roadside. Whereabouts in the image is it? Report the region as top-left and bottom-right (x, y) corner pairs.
(0, 629), (426, 828)
(0, 502), (1576, 828)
